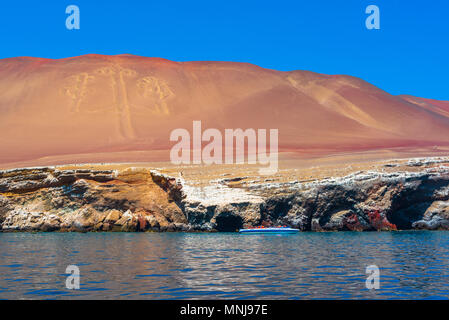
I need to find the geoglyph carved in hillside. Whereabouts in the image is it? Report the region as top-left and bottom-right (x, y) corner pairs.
(62, 72), (95, 113)
(61, 66), (175, 140)
(137, 76), (174, 115)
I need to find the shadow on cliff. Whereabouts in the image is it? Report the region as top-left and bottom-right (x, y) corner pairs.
(387, 176), (449, 229)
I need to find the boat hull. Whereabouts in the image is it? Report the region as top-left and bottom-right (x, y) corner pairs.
(239, 227), (300, 234)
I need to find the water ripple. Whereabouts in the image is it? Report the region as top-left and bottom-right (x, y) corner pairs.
(0, 231), (449, 299)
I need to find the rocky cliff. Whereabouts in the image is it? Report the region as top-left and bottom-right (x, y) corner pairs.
(0, 167), (187, 232)
(1, 158), (449, 232)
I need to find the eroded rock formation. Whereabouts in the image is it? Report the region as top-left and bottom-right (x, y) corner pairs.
(0, 167), (187, 232)
(1, 159), (449, 232)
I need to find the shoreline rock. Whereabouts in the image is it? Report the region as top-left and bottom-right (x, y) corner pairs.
(1, 159), (449, 232)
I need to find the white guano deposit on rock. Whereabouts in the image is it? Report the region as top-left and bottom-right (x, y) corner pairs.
(177, 176), (263, 206)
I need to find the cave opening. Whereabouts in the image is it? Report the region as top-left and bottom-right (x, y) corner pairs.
(215, 214), (243, 232)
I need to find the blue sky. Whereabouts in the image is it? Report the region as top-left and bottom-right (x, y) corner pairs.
(0, 0), (448, 99)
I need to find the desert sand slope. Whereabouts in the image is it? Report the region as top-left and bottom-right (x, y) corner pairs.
(1, 54), (449, 166)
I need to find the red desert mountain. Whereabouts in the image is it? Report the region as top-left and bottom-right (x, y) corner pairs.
(1, 54), (449, 166)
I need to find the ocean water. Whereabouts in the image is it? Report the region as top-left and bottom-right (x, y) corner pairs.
(1, 231), (449, 300)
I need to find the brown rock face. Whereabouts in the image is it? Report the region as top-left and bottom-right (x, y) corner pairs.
(2, 158), (449, 232)
(0, 167), (187, 232)
(104, 210), (122, 224)
(1, 54), (449, 167)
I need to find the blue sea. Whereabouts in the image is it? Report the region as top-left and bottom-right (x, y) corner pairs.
(1, 231), (449, 299)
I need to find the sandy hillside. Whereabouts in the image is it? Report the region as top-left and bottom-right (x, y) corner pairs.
(1, 54), (449, 168)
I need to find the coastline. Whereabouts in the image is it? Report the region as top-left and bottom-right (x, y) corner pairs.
(2, 156), (449, 233)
